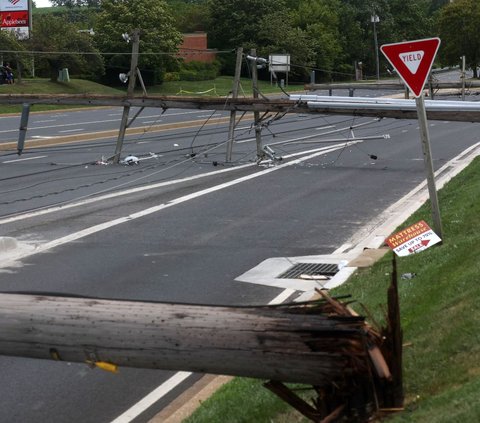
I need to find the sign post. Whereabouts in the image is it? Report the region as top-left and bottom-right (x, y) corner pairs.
(381, 38), (443, 239)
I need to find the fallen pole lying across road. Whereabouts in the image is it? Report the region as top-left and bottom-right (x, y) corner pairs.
(1, 93), (480, 122)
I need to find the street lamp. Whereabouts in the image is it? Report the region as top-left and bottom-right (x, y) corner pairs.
(371, 14), (380, 80)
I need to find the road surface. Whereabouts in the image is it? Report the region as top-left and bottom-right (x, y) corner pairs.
(0, 91), (479, 422)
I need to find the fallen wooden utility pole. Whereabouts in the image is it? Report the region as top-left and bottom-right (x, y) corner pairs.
(0, 293), (379, 385)
(0, 292), (404, 421)
(1, 94), (480, 122)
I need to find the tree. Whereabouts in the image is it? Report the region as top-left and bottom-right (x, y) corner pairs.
(206, 0), (287, 50)
(94, 0), (182, 83)
(335, 0), (433, 78)
(167, 0), (209, 32)
(293, 0), (345, 80)
(438, 0), (480, 78)
(0, 31), (28, 82)
(26, 14), (104, 81)
(256, 9), (316, 81)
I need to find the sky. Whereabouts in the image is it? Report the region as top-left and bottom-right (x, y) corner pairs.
(36, 0), (52, 7)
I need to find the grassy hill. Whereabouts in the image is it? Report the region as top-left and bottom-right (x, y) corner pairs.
(0, 76), (300, 114)
(0, 78), (124, 114)
(183, 156), (480, 422)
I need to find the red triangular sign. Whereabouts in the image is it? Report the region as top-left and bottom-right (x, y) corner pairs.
(381, 38), (441, 98)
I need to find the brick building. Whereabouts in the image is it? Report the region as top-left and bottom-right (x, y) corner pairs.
(178, 32), (217, 63)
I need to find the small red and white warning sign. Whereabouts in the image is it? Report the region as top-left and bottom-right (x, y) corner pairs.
(386, 220), (441, 257)
(380, 38), (441, 98)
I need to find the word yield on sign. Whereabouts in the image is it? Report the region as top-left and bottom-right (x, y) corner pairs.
(380, 38), (441, 98)
(386, 220), (442, 257)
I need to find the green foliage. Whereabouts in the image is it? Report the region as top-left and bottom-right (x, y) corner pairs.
(256, 8), (315, 81)
(334, 157), (480, 422)
(94, 0), (182, 80)
(437, 0), (480, 77)
(334, 0), (434, 78)
(183, 155), (480, 422)
(294, 0), (344, 80)
(32, 0), (446, 83)
(164, 72), (181, 82)
(184, 378), (303, 423)
(177, 60), (221, 81)
(26, 14), (104, 81)
(167, 0), (209, 32)
(0, 31), (29, 79)
(0, 78), (123, 114)
(206, 0), (287, 50)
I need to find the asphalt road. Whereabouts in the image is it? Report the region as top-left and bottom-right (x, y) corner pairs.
(1, 89), (480, 422)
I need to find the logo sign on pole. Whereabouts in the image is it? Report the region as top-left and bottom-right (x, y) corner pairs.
(386, 220), (442, 257)
(380, 38), (441, 97)
(1, 10), (28, 27)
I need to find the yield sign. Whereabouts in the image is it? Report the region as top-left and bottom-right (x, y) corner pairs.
(380, 38), (441, 97)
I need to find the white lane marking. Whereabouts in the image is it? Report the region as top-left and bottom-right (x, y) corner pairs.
(59, 129), (84, 133)
(110, 371), (192, 423)
(0, 164), (253, 225)
(197, 114), (223, 118)
(109, 287), (294, 423)
(31, 136), (55, 139)
(34, 119), (57, 123)
(1, 143), (352, 266)
(234, 141), (480, 294)
(0, 119), (122, 134)
(0, 143), (348, 226)
(0, 111), (224, 135)
(268, 288), (296, 305)
(107, 110), (214, 119)
(163, 110), (214, 117)
(234, 126), (334, 145)
(2, 155), (47, 163)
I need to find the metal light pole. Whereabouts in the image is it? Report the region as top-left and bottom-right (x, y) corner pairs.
(371, 14), (380, 80)
(461, 55), (466, 101)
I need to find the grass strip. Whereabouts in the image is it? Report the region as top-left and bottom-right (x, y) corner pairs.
(0, 76), (304, 114)
(184, 157), (480, 422)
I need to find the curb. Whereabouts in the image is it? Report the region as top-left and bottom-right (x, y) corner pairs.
(148, 375), (233, 423)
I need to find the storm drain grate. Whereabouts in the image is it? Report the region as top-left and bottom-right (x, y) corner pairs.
(279, 262), (339, 279)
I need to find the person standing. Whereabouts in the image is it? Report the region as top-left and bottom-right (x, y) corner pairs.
(4, 63), (14, 84)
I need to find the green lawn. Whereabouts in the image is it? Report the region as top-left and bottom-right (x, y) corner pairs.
(184, 157), (480, 422)
(0, 76), (305, 114)
(0, 78), (124, 114)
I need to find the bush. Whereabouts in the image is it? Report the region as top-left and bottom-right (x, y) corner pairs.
(164, 72), (180, 82)
(177, 60), (221, 81)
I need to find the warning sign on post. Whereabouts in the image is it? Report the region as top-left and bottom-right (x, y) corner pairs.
(386, 220), (442, 257)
